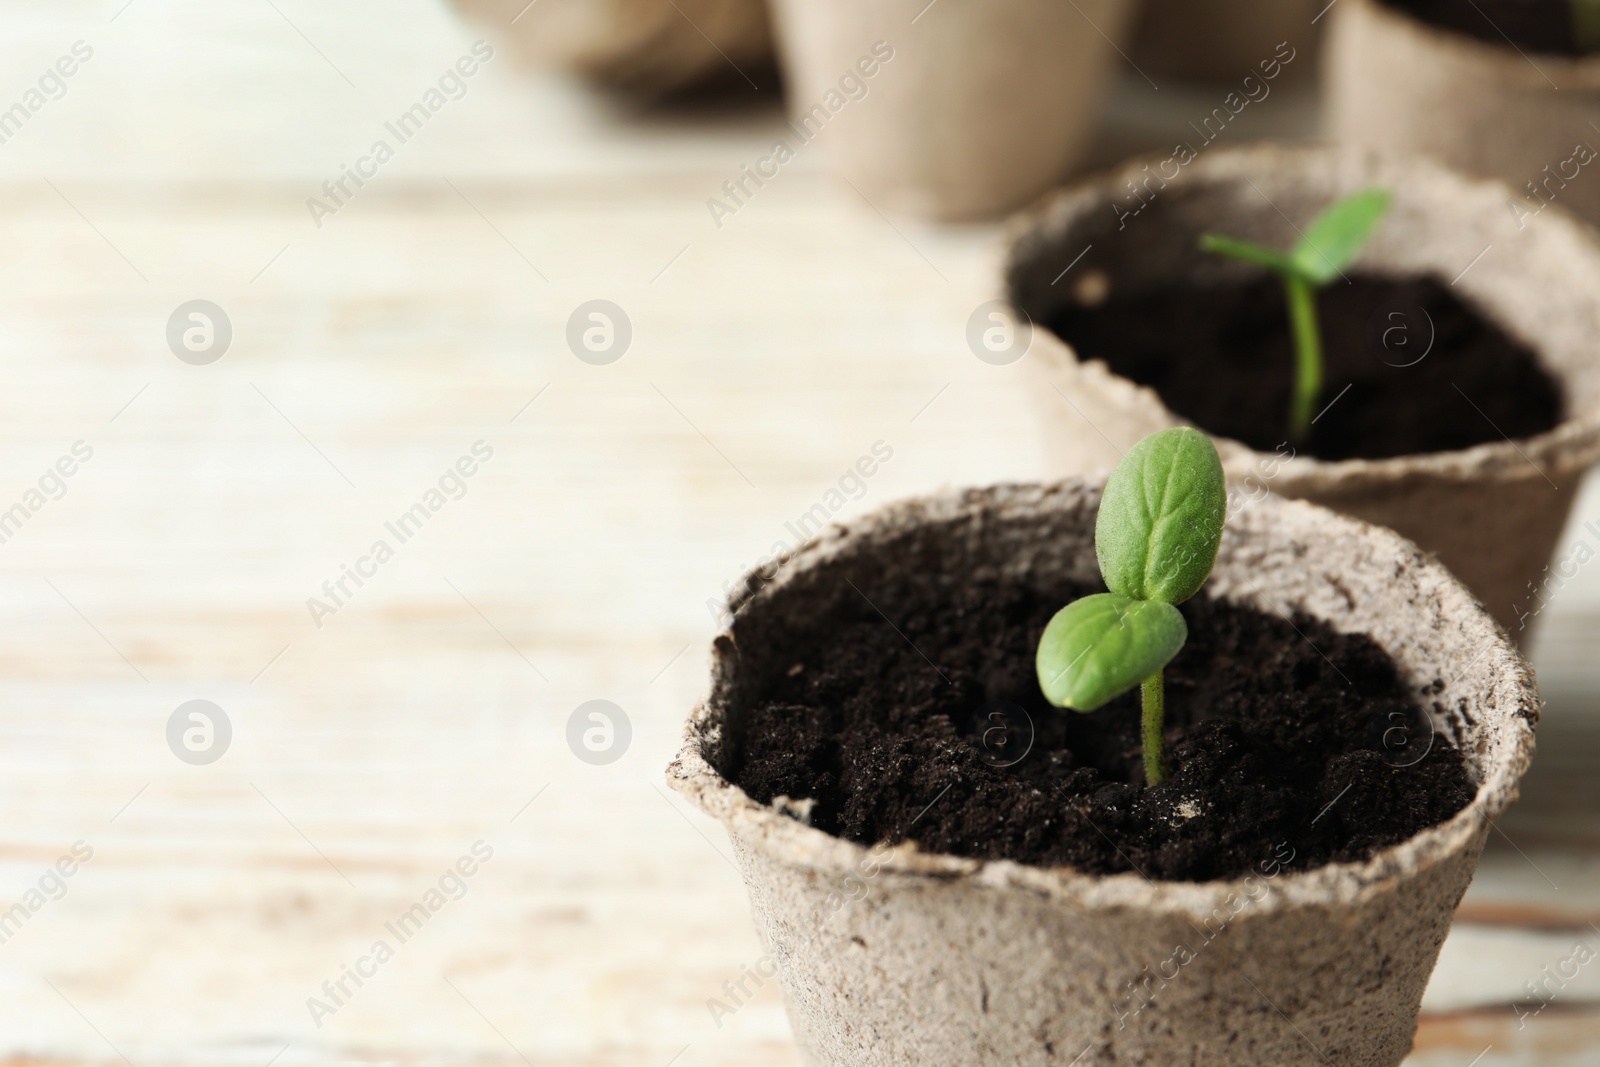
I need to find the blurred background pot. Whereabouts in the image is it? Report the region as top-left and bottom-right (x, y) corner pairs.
(1005, 144), (1600, 632)
(1130, 0), (1318, 82)
(765, 0), (1136, 220)
(668, 481), (1536, 1066)
(1325, 0), (1600, 226)
(454, 0), (772, 96)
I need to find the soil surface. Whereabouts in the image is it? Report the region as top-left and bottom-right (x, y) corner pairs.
(1043, 274), (1563, 461)
(733, 569), (1474, 882)
(1384, 0), (1595, 55)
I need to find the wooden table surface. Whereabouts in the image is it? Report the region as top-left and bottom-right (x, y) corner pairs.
(1, 2), (1597, 1064)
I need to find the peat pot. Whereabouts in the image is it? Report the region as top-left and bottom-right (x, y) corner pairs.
(1004, 143), (1600, 632)
(453, 0), (771, 96)
(765, 0), (1136, 220)
(1130, 0), (1318, 83)
(668, 482), (1536, 1065)
(1326, 0), (1600, 227)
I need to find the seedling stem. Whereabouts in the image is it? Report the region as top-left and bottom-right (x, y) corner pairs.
(1141, 670), (1167, 785)
(1199, 188), (1391, 445)
(1285, 273), (1322, 440)
(1035, 428), (1227, 786)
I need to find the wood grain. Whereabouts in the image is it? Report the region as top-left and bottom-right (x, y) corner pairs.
(0, 3), (1594, 1065)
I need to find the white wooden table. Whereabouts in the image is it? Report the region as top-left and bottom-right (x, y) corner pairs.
(0, 2), (1594, 1064)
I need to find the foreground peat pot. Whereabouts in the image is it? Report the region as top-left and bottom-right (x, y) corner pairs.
(1005, 144), (1600, 633)
(667, 483), (1537, 1067)
(1326, 0), (1600, 227)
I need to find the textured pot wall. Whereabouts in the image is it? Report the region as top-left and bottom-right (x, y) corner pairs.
(765, 0), (1135, 220)
(1131, 0), (1317, 82)
(453, 0), (770, 95)
(732, 833), (1479, 1066)
(1005, 144), (1600, 632)
(670, 483), (1538, 1066)
(1325, 0), (1600, 227)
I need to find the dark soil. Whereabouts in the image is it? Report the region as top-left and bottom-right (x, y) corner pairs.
(1384, 0), (1594, 55)
(732, 569), (1475, 882)
(1044, 274), (1563, 461)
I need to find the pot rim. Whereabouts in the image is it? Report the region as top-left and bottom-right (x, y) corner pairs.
(1344, 0), (1600, 87)
(999, 141), (1600, 489)
(667, 481), (1538, 921)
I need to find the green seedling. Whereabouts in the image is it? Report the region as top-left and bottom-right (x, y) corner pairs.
(1198, 188), (1392, 444)
(1578, 0), (1600, 52)
(1035, 427), (1226, 786)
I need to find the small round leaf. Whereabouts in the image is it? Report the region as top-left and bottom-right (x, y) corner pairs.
(1290, 188), (1392, 286)
(1095, 426), (1226, 605)
(1036, 593), (1188, 712)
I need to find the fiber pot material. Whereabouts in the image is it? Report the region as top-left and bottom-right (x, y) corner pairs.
(452, 0), (770, 96)
(668, 482), (1536, 1066)
(1130, 0), (1317, 83)
(1004, 143), (1600, 632)
(1326, 0), (1600, 226)
(765, 0), (1135, 220)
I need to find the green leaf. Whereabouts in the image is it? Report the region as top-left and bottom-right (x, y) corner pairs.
(1290, 188), (1391, 285)
(1095, 426), (1226, 605)
(1197, 233), (1296, 275)
(1036, 593), (1187, 711)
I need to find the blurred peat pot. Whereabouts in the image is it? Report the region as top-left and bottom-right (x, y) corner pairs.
(453, 0), (773, 96)
(764, 0), (1137, 220)
(1005, 144), (1600, 633)
(1130, 0), (1318, 82)
(1326, 0), (1600, 227)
